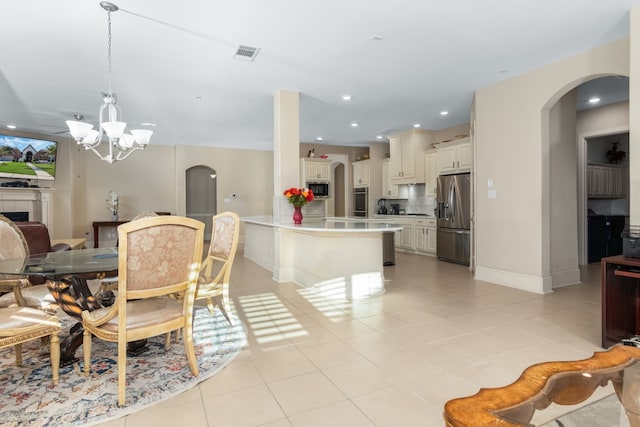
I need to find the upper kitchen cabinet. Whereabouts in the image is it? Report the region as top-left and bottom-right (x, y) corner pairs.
(436, 137), (472, 175)
(302, 158), (331, 182)
(587, 162), (628, 198)
(352, 159), (370, 188)
(389, 129), (434, 184)
(424, 149), (437, 195)
(381, 158), (399, 198)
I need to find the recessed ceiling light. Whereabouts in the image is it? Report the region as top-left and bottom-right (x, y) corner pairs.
(140, 122), (157, 127)
(376, 135), (383, 140)
(413, 123), (420, 128)
(351, 122), (359, 127)
(440, 111), (449, 116)
(371, 35), (384, 41)
(316, 137), (323, 141)
(588, 97), (601, 104)
(6, 125), (16, 129)
(341, 94), (352, 101)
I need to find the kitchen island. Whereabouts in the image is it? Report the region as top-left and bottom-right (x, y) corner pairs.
(241, 216), (402, 299)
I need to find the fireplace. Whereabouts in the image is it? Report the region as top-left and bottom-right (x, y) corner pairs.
(1, 211), (29, 222)
(0, 187), (54, 234)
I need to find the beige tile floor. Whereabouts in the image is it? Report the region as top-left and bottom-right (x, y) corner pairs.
(98, 250), (607, 427)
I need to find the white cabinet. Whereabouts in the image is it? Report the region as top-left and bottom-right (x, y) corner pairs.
(389, 129), (434, 184)
(302, 159), (331, 182)
(436, 137), (472, 175)
(424, 149), (437, 195)
(381, 159), (399, 197)
(352, 160), (370, 188)
(397, 224), (413, 249)
(414, 218), (437, 254)
(587, 163), (628, 198)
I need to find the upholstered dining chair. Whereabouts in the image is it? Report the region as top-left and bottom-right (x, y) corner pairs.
(0, 214), (59, 314)
(0, 306), (61, 385)
(100, 211), (160, 292)
(195, 211), (240, 324)
(81, 215), (204, 406)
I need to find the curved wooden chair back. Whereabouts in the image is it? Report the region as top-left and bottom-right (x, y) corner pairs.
(195, 211), (240, 324)
(0, 214), (31, 307)
(82, 215), (204, 406)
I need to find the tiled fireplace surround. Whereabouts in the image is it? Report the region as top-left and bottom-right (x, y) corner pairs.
(0, 187), (54, 234)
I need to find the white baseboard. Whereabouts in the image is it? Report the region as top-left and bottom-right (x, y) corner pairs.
(474, 266), (553, 294)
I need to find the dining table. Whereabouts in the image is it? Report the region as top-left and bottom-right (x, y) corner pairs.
(0, 247), (119, 364)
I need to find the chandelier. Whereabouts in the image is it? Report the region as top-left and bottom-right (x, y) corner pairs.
(66, 1), (153, 164)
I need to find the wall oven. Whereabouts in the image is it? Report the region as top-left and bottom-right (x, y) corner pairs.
(307, 182), (329, 198)
(353, 187), (368, 217)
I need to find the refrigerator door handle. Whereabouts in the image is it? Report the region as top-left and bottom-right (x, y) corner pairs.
(448, 180), (455, 219)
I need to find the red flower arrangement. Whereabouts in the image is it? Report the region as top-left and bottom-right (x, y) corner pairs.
(283, 187), (315, 208)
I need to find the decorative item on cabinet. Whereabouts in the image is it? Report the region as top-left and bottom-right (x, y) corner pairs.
(606, 140), (626, 164)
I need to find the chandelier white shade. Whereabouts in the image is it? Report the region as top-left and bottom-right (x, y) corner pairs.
(65, 2), (153, 164)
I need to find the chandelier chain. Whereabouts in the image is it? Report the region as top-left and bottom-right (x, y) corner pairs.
(107, 9), (113, 94)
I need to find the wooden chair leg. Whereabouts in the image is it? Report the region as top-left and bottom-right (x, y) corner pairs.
(182, 322), (199, 377)
(118, 339), (126, 406)
(50, 331), (60, 385)
(14, 342), (23, 366)
(83, 329), (92, 376)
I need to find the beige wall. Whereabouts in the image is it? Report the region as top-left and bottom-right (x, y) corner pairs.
(577, 101), (630, 133)
(3, 134), (275, 245)
(631, 9), (640, 222)
(548, 89), (579, 288)
(473, 37), (629, 293)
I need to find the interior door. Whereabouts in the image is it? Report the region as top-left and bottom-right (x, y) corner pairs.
(186, 165), (217, 240)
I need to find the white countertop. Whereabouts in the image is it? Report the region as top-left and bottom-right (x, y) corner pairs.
(373, 214), (435, 219)
(241, 216), (402, 232)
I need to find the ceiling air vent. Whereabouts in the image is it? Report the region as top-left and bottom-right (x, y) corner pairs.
(233, 45), (260, 62)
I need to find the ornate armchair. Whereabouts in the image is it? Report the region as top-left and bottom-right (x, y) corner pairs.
(195, 211), (240, 324)
(0, 214), (54, 312)
(81, 215), (204, 406)
(0, 306), (61, 385)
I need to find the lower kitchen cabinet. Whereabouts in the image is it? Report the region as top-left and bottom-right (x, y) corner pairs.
(415, 218), (437, 254)
(375, 215), (436, 255)
(397, 224), (413, 249)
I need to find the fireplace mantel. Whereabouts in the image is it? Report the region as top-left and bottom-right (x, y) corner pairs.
(0, 187), (54, 234)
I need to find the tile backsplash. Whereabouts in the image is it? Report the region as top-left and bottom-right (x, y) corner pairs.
(376, 184), (435, 215)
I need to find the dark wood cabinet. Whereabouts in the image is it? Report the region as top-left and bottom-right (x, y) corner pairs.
(601, 255), (640, 348)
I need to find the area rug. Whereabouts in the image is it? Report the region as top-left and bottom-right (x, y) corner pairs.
(0, 308), (247, 427)
(540, 394), (629, 427)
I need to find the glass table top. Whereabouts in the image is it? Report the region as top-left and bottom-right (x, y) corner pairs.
(0, 247), (119, 277)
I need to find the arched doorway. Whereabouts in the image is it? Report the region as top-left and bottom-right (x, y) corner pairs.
(186, 165), (217, 240)
(544, 75), (629, 289)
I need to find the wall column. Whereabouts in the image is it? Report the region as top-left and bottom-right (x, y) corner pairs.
(273, 90), (300, 223)
(630, 9), (640, 223)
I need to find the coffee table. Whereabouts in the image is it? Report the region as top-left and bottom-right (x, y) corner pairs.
(444, 345), (640, 426)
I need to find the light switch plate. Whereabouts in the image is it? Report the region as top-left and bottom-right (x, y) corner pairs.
(488, 189), (497, 199)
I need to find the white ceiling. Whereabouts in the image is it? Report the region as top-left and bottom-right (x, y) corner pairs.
(0, 0), (638, 151)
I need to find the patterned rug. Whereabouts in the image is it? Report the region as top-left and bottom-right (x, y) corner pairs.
(0, 308), (247, 427)
(540, 394), (629, 427)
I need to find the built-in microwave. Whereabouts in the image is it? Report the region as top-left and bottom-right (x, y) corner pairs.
(307, 182), (329, 198)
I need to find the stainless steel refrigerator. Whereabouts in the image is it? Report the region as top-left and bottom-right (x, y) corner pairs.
(436, 173), (471, 265)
